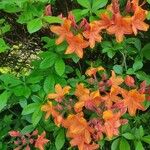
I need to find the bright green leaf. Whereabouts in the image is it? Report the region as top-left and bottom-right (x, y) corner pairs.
(119, 138), (130, 150)
(0, 91), (11, 112)
(77, 0), (91, 8)
(55, 128), (65, 150)
(22, 103), (40, 115)
(55, 58), (65, 76)
(27, 18), (43, 33)
(122, 133), (134, 140)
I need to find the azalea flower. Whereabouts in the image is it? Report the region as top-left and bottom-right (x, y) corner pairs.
(131, 7), (149, 35)
(103, 110), (122, 139)
(123, 89), (145, 116)
(65, 34), (89, 58)
(50, 18), (73, 45)
(35, 131), (49, 150)
(64, 113), (93, 149)
(83, 22), (102, 48)
(109, 71), (124, 86)
(74, 90), (101, 112)
(85, 66), (105, 77)
(75, 83), (90, 98)
(107, 13), (132, 42)
(48, 84), (70, 102)
(41, 101), (57, 119)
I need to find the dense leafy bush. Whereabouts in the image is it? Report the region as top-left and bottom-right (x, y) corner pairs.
(0, 0), (150, 150)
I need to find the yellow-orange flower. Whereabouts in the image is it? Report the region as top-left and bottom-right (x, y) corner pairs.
(41, 101), (56, 119)
(65, 34), (89, 58)
(75, 83), (90, 98)
(83, 22), (102, 48)
(85, 66), (105, 76)
(109, 71), (124, 86)
(50, 18), (73, 45)
(74, 90), (100, 112)
(103, 110), (121, 139)
(131, 7), (149, 35)
(107, 13), (132, 42)
(123, 89), (145, 116)
(48, 84), (70, 102)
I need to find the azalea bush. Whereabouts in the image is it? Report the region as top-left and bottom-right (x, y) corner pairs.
(0, 0), (150, 150)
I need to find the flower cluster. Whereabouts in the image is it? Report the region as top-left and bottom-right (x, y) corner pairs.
(9, 130), (49, 150)
(50, 0), (149, 58)
(41, 67), (149, 150)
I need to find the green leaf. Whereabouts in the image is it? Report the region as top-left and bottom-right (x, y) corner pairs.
(113, 65), (123, 74)
(0, 38), (9, 53)
(40, 52), (57, 69)
(92, 0), (108, 10)
(44, 74), (55, 93)
(26, 75), (43, 84)
(142, 43), (150, 60)
(119, 138), (130, 150)
(32, 107), (42, 126)
(43, 16), (62, 24)
(142, 135), (150, 144)
(27, 18), (43, 33)
(77, 0), (91, 8)
(22, 103), (40, 115)
(135, 141), (144, 150)
(0, 91), (11, 112)
(55, 128), (65, 150)
(0, 74), (22, 86)
(133, 60), (143, 71)
(111, 138), (120, 150)
(139, 126), (144, 137)
(122, 133), (134, 140)
(21, 125), (35, 134)
(55, 58), (65, 76)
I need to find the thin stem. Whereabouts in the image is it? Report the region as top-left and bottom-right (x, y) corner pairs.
(120, 51), (127, 71)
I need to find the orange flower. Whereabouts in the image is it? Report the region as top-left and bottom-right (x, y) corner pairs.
(50, 18), (73, 45)
(75, 83), (90, 98)
(123, 89), (145, 116)
(85, 66), (105, 77)
(103, 110), (121, 139)
(63, 112), (93, 149)
(74, 90), (101, 112)
(65, 34), (89, 58)
(107, 13), (132, 42)
(35, 131), (49, 150)
(41, 101), (57, 119)
(109, 71), (124, 86)
(48, 84), (70, 102)
(131, 7), (149, 35)
(97, 13), (113, 30)
(83, 22), (102, 48)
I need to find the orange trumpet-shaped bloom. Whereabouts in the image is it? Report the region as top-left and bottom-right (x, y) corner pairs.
(85, 66), (105, 77)
(74, 90), (101, 112)
(83, 22), (102, 48)
(35, 131), (49, 150)
(97, 13), (113, 30)
(75, 83), (90, 98)
(109, 71), (124, 87)
(131, 7), (149, 35)
(63, 112), (93, 149)
(107, 13), (132, 42)
(48, 84), (70, 102)
(65, 34), (89, 58)
(50, 19), (73, 45)
(123, 89), (145, 116)
(41, 101), (57, 119)
(103, 110), (121, 139)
